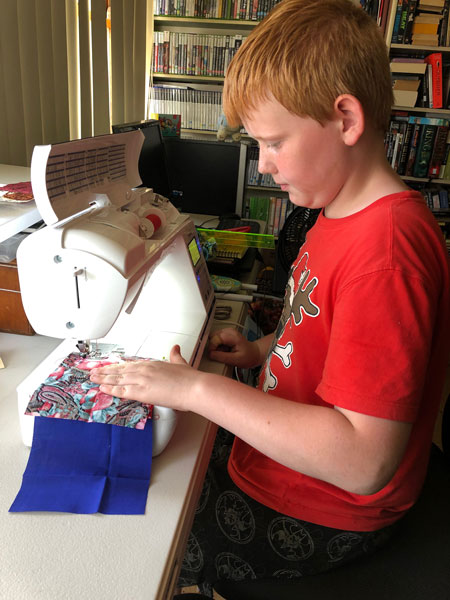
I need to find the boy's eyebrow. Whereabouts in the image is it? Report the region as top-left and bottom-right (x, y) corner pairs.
(249, 134), (282, 142)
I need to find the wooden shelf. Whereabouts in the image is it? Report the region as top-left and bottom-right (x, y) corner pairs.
(179, 129), (251, 139)
(390, 43), (450, 53)
(181, 128), (216, 136)
(393, 106), (450, 116)
(401, 175), (450, 185)
(152, 72), (225, 82)
(246, 185), (285, 193)
(154, 16), (258, 27)
(400, 175), (429, 182)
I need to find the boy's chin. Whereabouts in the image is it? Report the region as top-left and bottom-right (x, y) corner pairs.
(288, 192), (324, 210)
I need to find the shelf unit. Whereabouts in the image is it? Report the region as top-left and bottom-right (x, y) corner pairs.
(150, 8), (286, 224)
(150, 15), (261, 134)
(384, 1), (450, 235)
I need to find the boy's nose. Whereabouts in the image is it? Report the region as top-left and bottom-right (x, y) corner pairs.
(258, 148), (277, 175)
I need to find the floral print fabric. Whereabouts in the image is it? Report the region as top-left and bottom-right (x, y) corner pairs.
(25, 352), (153, 429)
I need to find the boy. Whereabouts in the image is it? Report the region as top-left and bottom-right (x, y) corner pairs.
(91, 0), (450, 590)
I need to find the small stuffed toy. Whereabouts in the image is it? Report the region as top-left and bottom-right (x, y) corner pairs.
(217, 112), (242, 142)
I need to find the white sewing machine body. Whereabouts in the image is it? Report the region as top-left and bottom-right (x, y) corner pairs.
(16, 130), (215, 456)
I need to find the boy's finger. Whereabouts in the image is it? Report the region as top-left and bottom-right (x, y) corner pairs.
(209, 333), (223, 349)
(170, 344), (188, 365)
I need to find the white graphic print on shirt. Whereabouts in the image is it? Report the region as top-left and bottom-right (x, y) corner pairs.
(262, 252), (320, 392)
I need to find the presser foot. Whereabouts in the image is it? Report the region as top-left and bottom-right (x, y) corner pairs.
(76, 340), (125, 359)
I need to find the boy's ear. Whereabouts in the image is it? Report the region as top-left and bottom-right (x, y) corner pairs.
(333, 94), (365, 146)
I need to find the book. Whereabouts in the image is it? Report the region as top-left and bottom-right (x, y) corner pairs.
(404, 0), (419, 42)
(413, 121), (440, 177)
(393, 78), (421, 107)
(398, 0), (411, 42)
(412, 21), (440, 33)
(411, 32), (440, 45)
(439, 131), (450, 177)
(390, 61), (427, 75)
(427, 63), (434, 108)
(439, 188), (449, 207)
(425, 53), (443, 109)
(390, 121), (406, 169)
(397, 120), (415, 175)
(267, 197), (276, 234)
(440, 130), (450, 178)
(405, 121), (423, 176)
(156, 114), (181, 137)
(379, 0), (393, 35)
(392, 0), (406, 42)
(414, 12), (443, 22)
(418, 0), (445, 8)
(248, 196), (270, 222)
(428, 122), (450, 176)
(272, 197), (282, 236)
(432, 189), (441, 209)
(443, 144), (450, 178)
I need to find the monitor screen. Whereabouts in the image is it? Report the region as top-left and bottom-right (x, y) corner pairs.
(112, 119), (172, 198)
(163, 138), (243, 216)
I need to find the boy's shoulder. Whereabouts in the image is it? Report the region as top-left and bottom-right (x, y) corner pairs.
(311, 190), (446, 276)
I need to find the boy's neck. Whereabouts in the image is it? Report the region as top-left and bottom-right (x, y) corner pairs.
(324, 132), (408, 220)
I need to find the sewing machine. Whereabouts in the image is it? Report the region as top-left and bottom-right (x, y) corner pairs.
(16, 130), (215, 456)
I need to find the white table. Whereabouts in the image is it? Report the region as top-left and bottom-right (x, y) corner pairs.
(0, 302), (244, 599)
(0, 164), (41, 244)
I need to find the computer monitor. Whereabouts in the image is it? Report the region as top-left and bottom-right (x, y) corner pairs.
(111, 119), (172, 198)
(163, 138), (247, 217)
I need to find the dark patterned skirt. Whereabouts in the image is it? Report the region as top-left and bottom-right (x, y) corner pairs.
(178, 428), (399, 596)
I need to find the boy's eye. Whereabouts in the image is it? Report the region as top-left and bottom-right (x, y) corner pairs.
(267, 141), (281, 150)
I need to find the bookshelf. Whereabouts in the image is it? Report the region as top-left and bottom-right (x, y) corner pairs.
(240, 142), (292, 234)
(150, 3), (288, 231)
(385, 0), (450, 242)
(150, 10), (270, 135)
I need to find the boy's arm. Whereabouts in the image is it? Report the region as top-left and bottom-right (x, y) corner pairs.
(191, 368), (412, 496)
(90, 353), (412, 496)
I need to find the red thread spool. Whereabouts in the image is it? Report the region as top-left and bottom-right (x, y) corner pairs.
(145, 212), (163, 232)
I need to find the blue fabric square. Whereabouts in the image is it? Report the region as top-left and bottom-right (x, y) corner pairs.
(9, 417), (153, 514)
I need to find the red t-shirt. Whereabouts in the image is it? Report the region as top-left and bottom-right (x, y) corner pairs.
(228, 191), (450, 531)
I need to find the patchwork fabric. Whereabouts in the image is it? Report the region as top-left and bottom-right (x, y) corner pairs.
(25, 352), (153, 429)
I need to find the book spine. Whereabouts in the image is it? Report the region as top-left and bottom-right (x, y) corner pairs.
(413, 124), (438, 178)
(439, 189), (449, 208)
(397, 121), (414, 175)
(392, 0), (405, 43)
(279, 197), (288, 231)
(431, 190), (440, 210)
(428, 124), (449, 177)
(387, 122), (399, 165)
(267, 197), (276, 234)
(261, 196), (271, 222)
(443, 145), (450, 179)
(440, 131), (450, 178)
(403, 0), (417, 43)
(426, 63), (433, 109)
(425, 53), (443, 110)
(394, 122), (407, 171)
(397, 0), (410, 43)
(440, 0), (450, 45)
(273, 197), (282, 236)
(405, 123), (422, 176)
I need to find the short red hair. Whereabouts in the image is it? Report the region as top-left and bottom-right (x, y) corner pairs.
(223, 0), (393, 132)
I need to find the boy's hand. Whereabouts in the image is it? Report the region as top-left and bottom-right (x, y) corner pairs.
(209, 328), (263, 368)
(89, 345), (194, 411)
